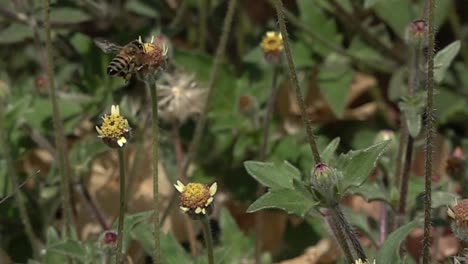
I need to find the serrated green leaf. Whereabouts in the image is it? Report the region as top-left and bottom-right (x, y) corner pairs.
(337, 140), (389, 193)
(434, 41), (461, 83)
(388, 67), (407, 102)
(376, 219), (421, 264)
(131, 222), (154, 255)
(244, 161), (300, 189)
(321, 137), (340, 163)
(247, 188), (317, 217)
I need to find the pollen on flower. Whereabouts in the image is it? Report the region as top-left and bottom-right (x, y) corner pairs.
(137, 35), (169, 78)
(95, 105), (131, 148)
(174, 181), (217, 218)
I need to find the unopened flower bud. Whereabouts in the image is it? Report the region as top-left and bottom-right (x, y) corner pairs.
(100, 230), (118, 251)
(95, 105), (132, 148)
(310, 163), (340, 205)
(448, 199), (468, 242)
(405, 19), (428, 46)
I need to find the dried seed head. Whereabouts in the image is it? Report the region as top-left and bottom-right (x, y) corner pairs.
(237, 94), (258, 115)
(157, 72), (207, 123)
(260, 31), (283, 65)
(95, 105), (132, 148)
(174, 181), (217, 219)
(448, 199), (468, 242)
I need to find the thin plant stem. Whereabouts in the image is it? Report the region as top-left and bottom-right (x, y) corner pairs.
(0, 103), (41, 258)
(393, 123), (407, 190)
(77, 180), (108, 230)
(329, 0), (405, 64)
(397, 135), (413, 224)
(331, 204), (367, 261)
(325, 211), (353, 262)
(423, 0), (436, 262)
(379, 202), (388, 246)
(198, 0), (208, 51)
(273, 0), (321, 164)
(149, 82), (160, 264)
(181, 0), (237, 175)
(255, 67), (280, 262)
(201, 216), (215, 264)
(43, 0), (73, 238)
(266, 0), (394, 74)
(116, 148), (127, 264)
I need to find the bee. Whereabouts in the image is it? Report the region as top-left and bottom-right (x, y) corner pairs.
(94, 38), (145, 81)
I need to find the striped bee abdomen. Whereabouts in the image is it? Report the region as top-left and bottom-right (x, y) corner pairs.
(107, 55), (131, 76)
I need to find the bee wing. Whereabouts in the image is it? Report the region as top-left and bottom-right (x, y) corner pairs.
(94, 38), (123, 54)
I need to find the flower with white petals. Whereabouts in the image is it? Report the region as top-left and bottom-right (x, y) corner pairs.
(174, 181), (217, 218)
(96, 105), (131, 148)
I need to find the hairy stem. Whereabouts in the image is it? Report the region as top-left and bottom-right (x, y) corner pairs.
(43, 0), (74, 238)
(325, 211), (354, 262)
(0, 102), (41, 258)
(201, 216), (215, 264)
(149, 82), (160, 263)
(397, 136), (413, 222)
(116, 149), (127, 264)
(273, 0), (321, 164)
(423, 0), (436, 262)
(331, 204), (366, 261)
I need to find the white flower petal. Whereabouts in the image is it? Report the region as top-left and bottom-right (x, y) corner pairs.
(117, 137), (127, 147)
(209, 182), (217, 196)
(205, 197), (213, 206)
(180, 207), (189, 212)
(95, 126), (102, 134)
(111, 105), (120, 115)
(195, 207), (202, 214)
(174, 180), (185, 193)
(202, 208), (206, 214)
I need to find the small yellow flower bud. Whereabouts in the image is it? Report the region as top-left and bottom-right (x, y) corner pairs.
(95, 105), (132, 148)
(260, 31), (283, 65)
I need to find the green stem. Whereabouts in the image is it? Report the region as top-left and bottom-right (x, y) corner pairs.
(149, 82), (160, 264)
(201, 216), (214, 264)
(181, 0), (237, 175)
(0, 103), (41, 259)
(198, 0), (208, 51)
(273, 0), (321, 164)
(325, 211), (354, 262)
(331, 204), (366, 261)
(259, 67), (280, 161)
(423, 0), (436, 262)
(116, 148), (127, 264)
(43, 0), (73, 238)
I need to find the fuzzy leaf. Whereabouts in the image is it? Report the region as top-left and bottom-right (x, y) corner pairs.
(244, 161), (301, 189)
(247, 188), (317, 217)
(434, 41), (461, 83)
(161, 233), (192, 264)
(337, 140), (389, 193)
(376, 219), (421, 264)
(349, 182), (389, 203)
(46, 240), (87, 262)
(321, 137), (340, 163)
(432, 191), (459, 208)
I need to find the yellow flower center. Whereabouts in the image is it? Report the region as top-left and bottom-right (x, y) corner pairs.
(260, 32), (283, 53)
(180, 183), (210, 210)
(98, 113), (129, 139)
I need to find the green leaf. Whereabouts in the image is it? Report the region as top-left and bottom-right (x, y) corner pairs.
(349, 182), (389, 202)
(297, 0), (342, 55)
(374, 0), (414, 38)
(244, 161), (301, 189)
(337, 140), (389, 193)
(388, 67), (407, 102)
(321, 137), (340, 163)
(432, 191), (459, 208)
(364, 0), (384, 8)
(47, 240), (87, 262)
(291, 41), (316, 68)
(376, 219), (421, 264)
(398, 92), (426, 138)
(161, 233), (192, 264)
(434, 41), (461, 83)
(247, 188), (317, 217)
(131, 222), (154, 255)
(50, 8), (91, 23)
(219, 207), (254, 261)
(317, 55), (354, 118)
(0, 23), (33, 44)
(126, 0), (159, 18)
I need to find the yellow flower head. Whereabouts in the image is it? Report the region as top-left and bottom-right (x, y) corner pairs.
(137, 36), (169, 79)
(260, 31), (283, 53)
(174, 181), (217, 218)
(95, 105), (131, 148)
